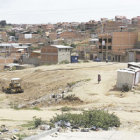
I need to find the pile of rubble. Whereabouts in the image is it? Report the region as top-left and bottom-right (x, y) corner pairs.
(0, 125), (20, 140)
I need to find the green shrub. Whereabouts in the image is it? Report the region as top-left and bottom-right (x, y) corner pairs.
(50, 110), (120, 130)
(15, 133), (27, 140)
(33, 116), (43, 128)
(21, 116), (44, 129)
(122, 84), (129, 92)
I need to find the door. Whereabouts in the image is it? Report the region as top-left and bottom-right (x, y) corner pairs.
(128, 52), (135, 62)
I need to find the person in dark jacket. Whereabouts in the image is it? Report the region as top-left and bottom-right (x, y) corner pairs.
(98, 74), (101, 84)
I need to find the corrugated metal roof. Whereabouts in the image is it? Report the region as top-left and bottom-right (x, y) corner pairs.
(0, 43), (11, 47)
(13, 45), (29, 49)
(52, 45), (73, 49)
(0, 43), (30, 48)
(6, 63), (19, 67)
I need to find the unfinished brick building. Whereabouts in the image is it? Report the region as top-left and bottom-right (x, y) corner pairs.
(98, 32), (138, 62)
(41, 45), (72, 64)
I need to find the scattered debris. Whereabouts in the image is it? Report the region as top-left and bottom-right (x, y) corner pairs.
(0, 125), (8, 133)
(51, 132), (58, 137)
(11, 135), (19, 140)
(81, 128), (89, 132)
(40, 125), (50, 131)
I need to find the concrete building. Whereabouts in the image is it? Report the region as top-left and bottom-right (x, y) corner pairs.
(98, 32), (138, 62)
(117, 67), (140, 89)
(41, 45), (72, 64)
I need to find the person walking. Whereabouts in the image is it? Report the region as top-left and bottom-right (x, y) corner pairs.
(98, 74), (101, 84)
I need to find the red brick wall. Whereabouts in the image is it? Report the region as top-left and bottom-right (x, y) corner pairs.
(30, 52), (41, 58)
(112, 32), (138, 53)
(41, 46), (58, 64)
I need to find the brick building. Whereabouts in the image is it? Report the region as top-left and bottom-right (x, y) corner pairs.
(41, 45), (72, 64)
(17, 33), (47, 47)
(98, 32), (138, 62)
(85, 20), (98, 30)
(0, 43), (30, 68)
(76, 39), (99, 60)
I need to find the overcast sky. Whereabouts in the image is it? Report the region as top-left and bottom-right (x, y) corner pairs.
(0, 0), (140, 24)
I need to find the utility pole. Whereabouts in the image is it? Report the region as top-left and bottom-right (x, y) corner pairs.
(101, 21), (104, 61)
(84, 24), (86, 60)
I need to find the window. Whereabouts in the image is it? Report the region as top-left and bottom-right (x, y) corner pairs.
(99, 46), (102, 49)
(108, 56), (111, 60)
(103, 39), (107, 43)
(108, 38), (112, 43)
(103, 46), (106, 49)
(99, 39), (102, 43)
(108, 46), (112, 50)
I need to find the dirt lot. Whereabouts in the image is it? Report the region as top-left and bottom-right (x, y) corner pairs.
(0, 62), (140, 135)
